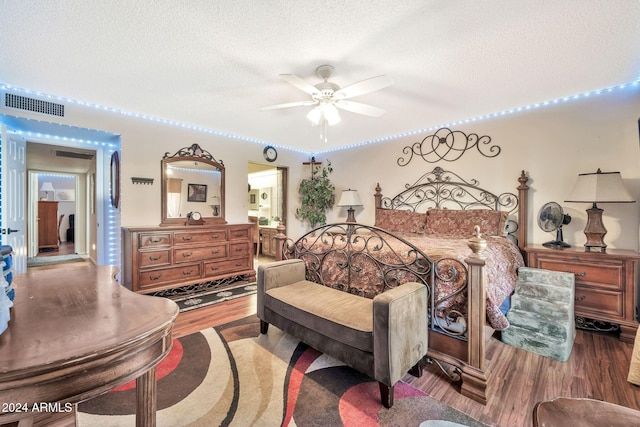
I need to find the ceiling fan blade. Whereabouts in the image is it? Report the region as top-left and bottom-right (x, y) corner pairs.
(258, 100), (317, 111)
(280, 74), (321, 96)
(334, 75), (393, 99)
(334, 100), (386, 117)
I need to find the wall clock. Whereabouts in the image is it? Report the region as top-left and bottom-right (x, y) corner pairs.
(263, 145), (278, 162)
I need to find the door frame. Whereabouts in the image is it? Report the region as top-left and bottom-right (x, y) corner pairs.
(28, 171), (81, 258)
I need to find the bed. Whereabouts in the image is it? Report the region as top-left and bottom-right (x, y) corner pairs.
(274, 167), (530, 404)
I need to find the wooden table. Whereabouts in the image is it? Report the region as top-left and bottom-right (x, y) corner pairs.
(533, 397), (640, 426)
(0, 265), (179, 426)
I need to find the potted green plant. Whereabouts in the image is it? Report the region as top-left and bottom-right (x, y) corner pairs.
(296, 160), (335, 229)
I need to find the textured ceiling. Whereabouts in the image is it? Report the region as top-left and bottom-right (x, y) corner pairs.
(1, 1), (640, 153)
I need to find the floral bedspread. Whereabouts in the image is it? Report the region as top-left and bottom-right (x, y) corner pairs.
(398, 233), (524, 330)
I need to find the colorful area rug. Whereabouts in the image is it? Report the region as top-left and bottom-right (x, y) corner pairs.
(77, 316), (486, 426)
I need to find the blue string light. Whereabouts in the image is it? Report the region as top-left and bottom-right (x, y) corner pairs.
(3, 77), (640, 158)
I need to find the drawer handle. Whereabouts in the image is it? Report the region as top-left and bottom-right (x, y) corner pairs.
(235, 247), (244, 252)
(181, 236), (193, 241)
(234, 233), (244, 237)
(210, 234), (221, 239)
(573, 256), (579, 261)
(182, 269), (194, 275)
(566, 269), (586, 277)
(211, 249), (221, 254)
(149, 274), (162, 281)
(182, 252), (193, 258)
(149, 255), (163, 261)
(235, 262), (244, 267)
(575, 295), (586, 301)
(149, 237), (162, 243)
(210, 266), (220, 271)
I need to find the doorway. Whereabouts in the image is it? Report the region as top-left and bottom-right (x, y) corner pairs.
(29, 172), (78, 263)
(248, 163), (287, 259)
(26, 143), (95, 267)
(1, 117), (120, 273)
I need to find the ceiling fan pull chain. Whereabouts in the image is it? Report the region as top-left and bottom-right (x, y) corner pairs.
(321, 119), (329, 143)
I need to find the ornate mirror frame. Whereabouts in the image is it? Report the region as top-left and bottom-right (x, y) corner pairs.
(160, 143), (226, 226)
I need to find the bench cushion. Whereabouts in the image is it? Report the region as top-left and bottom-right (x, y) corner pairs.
(265, 280), (373, 352)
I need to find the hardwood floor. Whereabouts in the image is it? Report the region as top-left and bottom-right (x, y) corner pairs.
(21, 261), (640, 426)
(175, 294), (640, 427)
(35, 242), (75, 257)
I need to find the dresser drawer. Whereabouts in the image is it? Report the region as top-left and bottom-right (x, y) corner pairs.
(174, 244), (228, 263)
(575, 286), (624, 319)
(536, 259), (623, 291)
(138, 249), (171, 268)
(174, 230), (228, 245)
(138, 264), (201, 289)
(139, 233), (171, 248)
(228, 228), (250, 240)
(204, 257), (252, 277)
(229, 242), (251, 257)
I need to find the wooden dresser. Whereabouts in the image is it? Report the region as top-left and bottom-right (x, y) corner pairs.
(37, 200), (59, 252)
(121, 224), (255, 293)
(525, 244), (640, 343)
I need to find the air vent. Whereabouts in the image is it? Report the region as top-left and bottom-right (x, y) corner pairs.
(55, 150), (94, 160)
(4, 92), (64, 117)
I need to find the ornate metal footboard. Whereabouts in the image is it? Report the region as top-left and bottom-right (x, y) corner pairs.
(274, 221), (490, 404)
(279, 223), (435, 297)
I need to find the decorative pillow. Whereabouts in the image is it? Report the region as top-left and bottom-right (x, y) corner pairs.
(425, 209), (507, 237)
(375, 209), (427, 234)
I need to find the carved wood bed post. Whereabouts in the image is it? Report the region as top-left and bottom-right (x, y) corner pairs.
(275, 222), (287, 261)
(461, 226), (488, 404)
(374, 182), (382, 208)
(517, 170), (529, 252)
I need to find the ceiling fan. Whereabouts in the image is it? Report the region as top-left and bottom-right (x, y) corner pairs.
(259, 65), (393, 127)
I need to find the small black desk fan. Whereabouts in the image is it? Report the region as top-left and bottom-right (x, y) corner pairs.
(537, 202), (571, 248)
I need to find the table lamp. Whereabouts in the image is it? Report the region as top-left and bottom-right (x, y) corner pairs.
(39, 182), (55, 201)
(337, 189), (362, 223)
(565, 169), (635, 252)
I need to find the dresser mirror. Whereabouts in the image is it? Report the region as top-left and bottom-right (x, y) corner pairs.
(160, 144), (226, 226)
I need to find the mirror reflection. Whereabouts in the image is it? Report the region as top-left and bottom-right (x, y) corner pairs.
(161, 144), (225, 226)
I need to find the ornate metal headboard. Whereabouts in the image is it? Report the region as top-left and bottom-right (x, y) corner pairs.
(374, 166), (529, 247)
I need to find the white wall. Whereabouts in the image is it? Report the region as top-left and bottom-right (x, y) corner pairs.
(323, 86), (640, 251)
(3, 85), (639, 254)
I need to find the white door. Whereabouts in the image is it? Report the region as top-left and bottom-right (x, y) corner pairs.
(0, 127), (27, 274)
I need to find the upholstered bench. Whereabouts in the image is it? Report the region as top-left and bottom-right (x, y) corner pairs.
(257, 258), (428, 408)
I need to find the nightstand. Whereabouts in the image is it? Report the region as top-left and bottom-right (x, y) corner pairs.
(524, 244), (640, 343)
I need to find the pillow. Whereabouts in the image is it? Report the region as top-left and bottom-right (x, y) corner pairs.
(375, 208), (427, 234)
(425, 209), (507, 237)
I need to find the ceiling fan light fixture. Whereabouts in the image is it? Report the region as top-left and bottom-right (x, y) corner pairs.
(306, 107), (322, 125)
(263, 65), (390, 131)
(323, 103), (341, 125)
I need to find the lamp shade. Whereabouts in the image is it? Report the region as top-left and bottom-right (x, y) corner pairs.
(39, 182), (55, 192)
(565, 169), (635, 204)
(337, 189), (362, 207)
